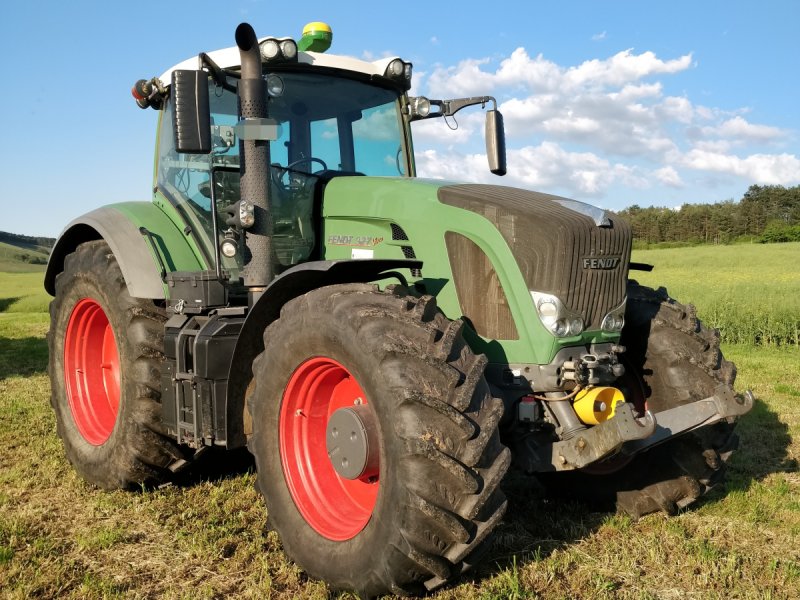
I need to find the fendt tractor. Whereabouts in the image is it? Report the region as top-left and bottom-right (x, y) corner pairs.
(45, 22), (753, 596)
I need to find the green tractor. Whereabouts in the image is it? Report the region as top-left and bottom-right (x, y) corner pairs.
(45, 21), (752, 596)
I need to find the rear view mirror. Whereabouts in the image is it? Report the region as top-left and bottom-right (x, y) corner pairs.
(485, 109), (507, 176)
(171, 70), (211, 154)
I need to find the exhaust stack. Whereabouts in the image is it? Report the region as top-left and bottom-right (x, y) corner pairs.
(235, 23), (274, 301)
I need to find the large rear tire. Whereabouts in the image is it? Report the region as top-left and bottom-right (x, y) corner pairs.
(48, 240), (181, 489)
(247, 284), (510, 596)
(548, 283), (739, 518)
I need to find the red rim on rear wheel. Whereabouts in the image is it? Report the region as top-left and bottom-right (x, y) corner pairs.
(63, 298), (120, 445)
(279, 357), (380, 541)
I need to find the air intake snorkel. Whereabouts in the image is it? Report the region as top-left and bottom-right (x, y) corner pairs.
(235, 23), (274, 304)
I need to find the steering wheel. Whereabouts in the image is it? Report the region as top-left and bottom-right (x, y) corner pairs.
(285, 157), (328, 173)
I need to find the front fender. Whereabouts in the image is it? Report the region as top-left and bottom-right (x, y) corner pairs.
(45, 203), (204, 298)
(223, 258), (422, 448)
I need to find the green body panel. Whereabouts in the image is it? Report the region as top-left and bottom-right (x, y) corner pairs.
(151, 190), (210, 269)
(321, 177), (620, 365)
(149, 110), (210, 274)
(110, 201), (205, 296)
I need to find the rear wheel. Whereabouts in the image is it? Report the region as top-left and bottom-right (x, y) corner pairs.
(247, 284), (510, 596)
(48, 240), (181, 489)
(547, 283), (739, 517)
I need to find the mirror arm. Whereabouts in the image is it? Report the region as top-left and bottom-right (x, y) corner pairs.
(441, 96), (497, 116)
(409, 96), (498, 121)
(198, 52), (238, 93)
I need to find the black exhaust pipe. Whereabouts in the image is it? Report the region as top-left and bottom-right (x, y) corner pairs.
(235, 23), (273, 302)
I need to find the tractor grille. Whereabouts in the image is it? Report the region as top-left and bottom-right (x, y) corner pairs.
(438, 184), (631, 330)
(445, 232), (518, 340)
(390, 223), (421, 276)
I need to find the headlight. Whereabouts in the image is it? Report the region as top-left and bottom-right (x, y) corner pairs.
(280, 39), (298, 60)
(260, 39), (280, 60)
(260, 37), (299, 63)
(408, 96), (431, 119)
(239, 200), (255, 229)
(266, 74), (285, 97)
(384, 59), (413, 90)
(386, 59), (405, 77)
(601, 297), (627, 332)
(531, 291), (584, 338)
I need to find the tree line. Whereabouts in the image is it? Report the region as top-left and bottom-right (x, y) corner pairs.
(0, 231), (56, 250)
(617, 185), (800, 245)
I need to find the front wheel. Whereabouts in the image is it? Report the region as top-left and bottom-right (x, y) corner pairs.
(544, 283), (740, 517)
(48, 240), (182, 489)
(247, 284), (510, 596)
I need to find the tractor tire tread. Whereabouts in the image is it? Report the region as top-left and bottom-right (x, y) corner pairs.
(48, 240), (181, 489)
(247, 284), (509, 596)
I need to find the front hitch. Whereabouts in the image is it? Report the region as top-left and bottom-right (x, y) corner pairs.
(620, 385), (754, 457)
(529, 385), (754, 472)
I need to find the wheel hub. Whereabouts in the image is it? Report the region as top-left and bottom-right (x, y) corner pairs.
(64, 298), (120, 445)
(326, 405), (379, 480)
(279, 356), (380, 540)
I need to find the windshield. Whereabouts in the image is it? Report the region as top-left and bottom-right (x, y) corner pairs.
(156, 71), (407, 277)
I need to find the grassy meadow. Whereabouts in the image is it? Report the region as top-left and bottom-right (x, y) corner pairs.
(631, 242), (800, 346)
(0, 240), (48, 273)
(1, 243), (799, 599)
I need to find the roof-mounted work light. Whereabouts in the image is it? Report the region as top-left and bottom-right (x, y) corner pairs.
(384, 59), (413, 90)
(259, 37), (298, 63)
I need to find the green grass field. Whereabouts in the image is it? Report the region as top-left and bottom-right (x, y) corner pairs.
(631, 242), (800, 346)
(1, 245), (799, 599)
(0, 240), (48, 273)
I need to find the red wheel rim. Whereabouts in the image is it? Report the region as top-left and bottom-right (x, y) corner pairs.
(279, 357), (380, 541)
(63, 298), (120, 445)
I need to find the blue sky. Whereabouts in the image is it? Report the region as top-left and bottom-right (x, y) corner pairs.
(1, 0), (797, 237)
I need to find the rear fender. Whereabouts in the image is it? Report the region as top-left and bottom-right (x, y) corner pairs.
(223, 258), (422, 448)
(45, 203), (204, 298)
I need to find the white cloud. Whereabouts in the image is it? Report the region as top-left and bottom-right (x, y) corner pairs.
(654, 166), (683, 187)
(700, 116), (784, 142)
(414, 46), (799, 200)
(657, 96), (694, 124)
(682, 150), (800, 184)
(416, 149), (494, 183)
(426, 57), (496, 97)
(563, 50), (692, 89)
(410, 112), (481, 145)
(592, 31), (607, 42)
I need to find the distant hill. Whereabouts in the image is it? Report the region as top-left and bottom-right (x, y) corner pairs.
(0, 232), (54, 273)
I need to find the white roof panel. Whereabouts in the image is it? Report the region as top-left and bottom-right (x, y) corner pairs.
(158, 39), (399, 87)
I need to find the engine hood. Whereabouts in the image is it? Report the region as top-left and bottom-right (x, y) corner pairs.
(437, 184), (632, 329)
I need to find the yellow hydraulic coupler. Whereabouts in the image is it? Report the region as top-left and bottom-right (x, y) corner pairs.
(573, 387), (625, 425)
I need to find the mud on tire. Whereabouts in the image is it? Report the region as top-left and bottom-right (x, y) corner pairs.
(48, 240), (182, 489)
(550, 282), (740, 518)
(247, 284), (510, 597)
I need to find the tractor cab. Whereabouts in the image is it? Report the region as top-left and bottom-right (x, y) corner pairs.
(140, 22), (504, 290)
(155, 67), (409, 278)
(152, 32), (413, 283)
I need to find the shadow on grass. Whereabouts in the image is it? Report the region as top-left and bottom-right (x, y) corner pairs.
(170, 447), (255, 488)
(467, 397), (794, 589)
(0, 336), (49, 379)
(467, 476), (612, 587)
(725, 397), (797, 489)
(0, 297), (21, 312)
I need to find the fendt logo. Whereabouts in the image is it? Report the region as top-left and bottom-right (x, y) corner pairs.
(582, 256), (621, 270)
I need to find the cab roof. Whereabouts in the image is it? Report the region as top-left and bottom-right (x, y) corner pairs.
(159, 39), (399, 87)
